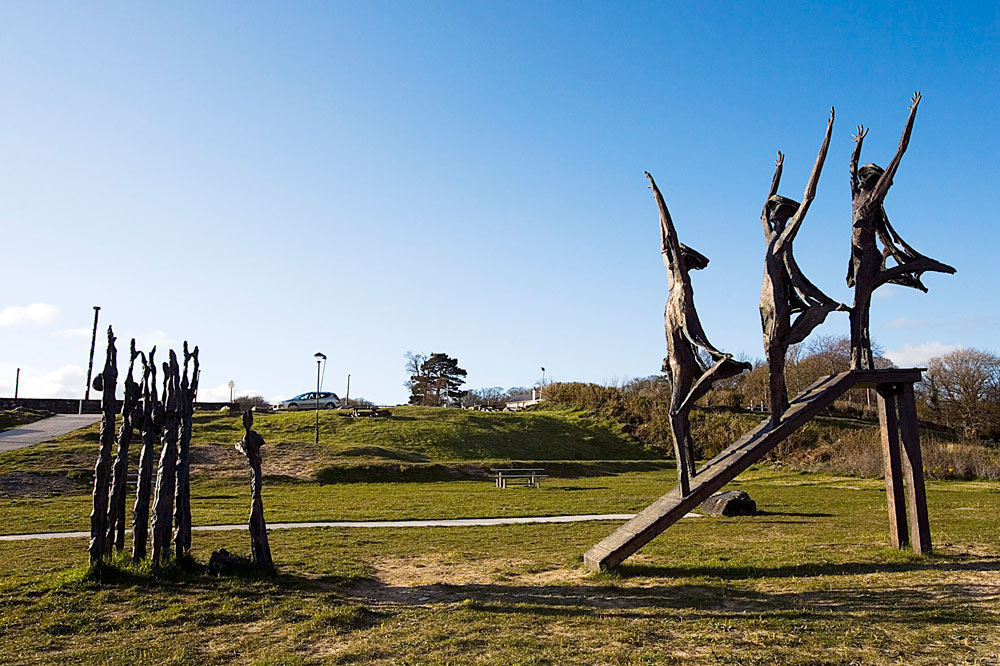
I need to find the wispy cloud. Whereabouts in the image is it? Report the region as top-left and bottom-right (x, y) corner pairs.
(54, 327), (92, 339)
(0, 364), (86, 399)
(885, 342), (959, 368)
(196, 382), (267, 403)
(885, 317), (930, 330)
(132, 329), (175, 351)
(0, 303), (59, 327)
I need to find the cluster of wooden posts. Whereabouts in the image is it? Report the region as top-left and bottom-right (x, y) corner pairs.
(87, 326), (200, 567)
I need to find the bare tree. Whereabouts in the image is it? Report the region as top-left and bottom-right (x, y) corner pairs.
(923, 348), (1000, 439)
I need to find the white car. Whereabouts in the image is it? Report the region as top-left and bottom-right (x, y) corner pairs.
(276, 392), (341, 411)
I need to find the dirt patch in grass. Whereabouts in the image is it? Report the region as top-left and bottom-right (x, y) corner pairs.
(190, 442), (333, 481)
(0, 472), (81, 498)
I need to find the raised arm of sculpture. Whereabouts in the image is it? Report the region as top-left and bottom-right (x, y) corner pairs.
(647, 171), (683, 273)
(871, 92), (921, 203)
(775, 107), (834, 256)
(850, 125), (868, 194)
(762, 152), (784, 235)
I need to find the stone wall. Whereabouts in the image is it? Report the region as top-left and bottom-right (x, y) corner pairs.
(0, 397), (232, 414)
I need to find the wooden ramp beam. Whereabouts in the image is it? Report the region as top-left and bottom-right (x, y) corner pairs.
(583, 368), (927, 571)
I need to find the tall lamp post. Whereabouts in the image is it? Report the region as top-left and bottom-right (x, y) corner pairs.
(81, 305), (101, 414)
(314, 352), (327, 445)
(540, 366), (546, 398)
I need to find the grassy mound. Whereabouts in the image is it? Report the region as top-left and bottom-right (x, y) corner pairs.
(0, 406), (654, 482)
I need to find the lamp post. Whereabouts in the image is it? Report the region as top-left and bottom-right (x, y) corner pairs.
(540, 366), (546, 398)
(81, 305), (100, 414)
(228, 380), (235, 404)
(345, 373), (351, 407)
(314, 352), (327, 445)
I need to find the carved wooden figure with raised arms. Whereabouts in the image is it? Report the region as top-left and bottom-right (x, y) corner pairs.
(106, 338), (141, 555)
(237, 410), (273, 572)
(646, 172), (751, 495)
(848, 92), (955, 369)
(88, 326), (117, 564)
(760, 108), (847, 426)
(132, 347), (159, 562)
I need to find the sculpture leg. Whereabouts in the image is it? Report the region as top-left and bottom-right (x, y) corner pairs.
(767, 346), (788, 427)
(669, 412), (692, 496)
(850, 293), (874, 370)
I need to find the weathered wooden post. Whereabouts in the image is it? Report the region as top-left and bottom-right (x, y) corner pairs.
(847, 92), (954, 369)
(875, 378), (932, 554)
(88, 327), (117, 564)
(759, 108), (847, 425)
(131, 347), (160, 562)
(236, 410), (273, 572)
(646, 171), (750, 495)
(173, 341), (199, 558)
(106, 339), (141, 555)
(151, 351), (181, 566)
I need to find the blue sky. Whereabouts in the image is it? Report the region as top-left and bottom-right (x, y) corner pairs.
(1, 2), (997, 404)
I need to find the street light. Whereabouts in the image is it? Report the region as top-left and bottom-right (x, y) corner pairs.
(314, 352), (327, 445)
(228, 380), (235, 403)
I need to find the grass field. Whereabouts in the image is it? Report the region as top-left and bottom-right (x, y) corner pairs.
(1, 408), (998, 664)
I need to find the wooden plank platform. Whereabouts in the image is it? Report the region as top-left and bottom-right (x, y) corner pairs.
(583, 368), (928, 571)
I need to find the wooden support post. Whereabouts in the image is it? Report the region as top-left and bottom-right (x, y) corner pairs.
(876, 384), (908, 549)
(897, 383), (932, 554)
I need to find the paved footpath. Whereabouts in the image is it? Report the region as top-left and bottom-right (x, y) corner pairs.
(0, 414), (102, 454)
(0, 513), (707, 542)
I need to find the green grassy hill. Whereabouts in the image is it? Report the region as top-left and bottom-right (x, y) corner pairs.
(0, 406), (656, 484)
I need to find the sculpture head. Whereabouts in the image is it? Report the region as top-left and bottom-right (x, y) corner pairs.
(857, 163), (884, 191)
(765, 195), (800, 231)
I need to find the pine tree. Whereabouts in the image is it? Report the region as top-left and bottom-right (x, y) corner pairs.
(407, 353), (468, 406)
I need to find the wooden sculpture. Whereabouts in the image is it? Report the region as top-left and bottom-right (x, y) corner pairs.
(847, 92), (955, 369)
(173, 341), (199, 558)
(760, 108), (847, 425)
(646, 172), (751, 495)
(236, 410), (273, 572)
(105, 338), (140, 555)
(150, 351), (181, 566)
(131, 347), (159, 562)
(88, 327), (117, 564)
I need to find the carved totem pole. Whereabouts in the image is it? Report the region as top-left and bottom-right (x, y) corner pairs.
(759, 108), (847, 425)
(847, 92), (955, 368)
(646, 172), (751, 495)
(132, 347), (160, 562)
(173, 341), (199, 558)
(89, 326), (118, 564)
(236, 410), (273, 572)
(150, 351), (181, 566)
(105, 338), (141, 555)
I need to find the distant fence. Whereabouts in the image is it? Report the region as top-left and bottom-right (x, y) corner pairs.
(0, 397), (233, 414)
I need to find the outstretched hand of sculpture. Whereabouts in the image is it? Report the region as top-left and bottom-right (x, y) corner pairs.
(646, 171), (750, 495)
(847, 92), (955, 369)
(759, 107), (848, 425)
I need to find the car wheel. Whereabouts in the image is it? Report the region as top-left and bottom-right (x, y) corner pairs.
(325, 402), (336, 409)
(288, 403), (298, 411)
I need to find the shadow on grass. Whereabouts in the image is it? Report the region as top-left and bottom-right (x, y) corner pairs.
(756, 510), (835, 518)
(345, 559), (1000, 624)
(617, 554), (1000, 580)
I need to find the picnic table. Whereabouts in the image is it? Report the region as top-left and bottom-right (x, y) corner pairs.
(491, 467), (547, 489)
